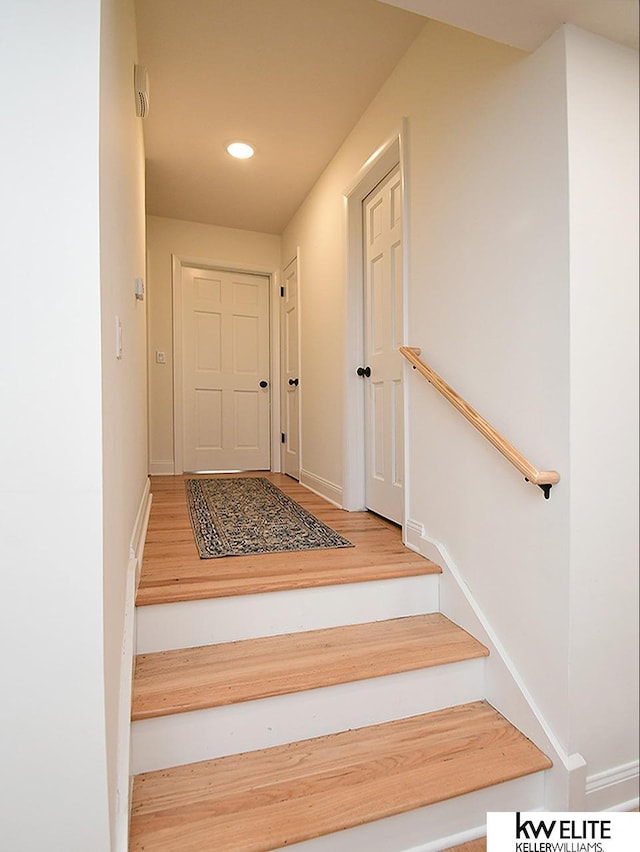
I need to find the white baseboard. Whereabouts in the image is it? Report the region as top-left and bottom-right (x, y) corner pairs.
(130, 477), (152, 586)
(605, 797), (640, 812)
(300, 468), (343, 507)
(404, 519), (426, 552)
(114, 556), (137, 852)
(406, 518), (586, 811)
(114, 478), (153, 852)
(130, 478), (152, 553)
(586, 760), (640, 811)
(148, 460), (174, 475)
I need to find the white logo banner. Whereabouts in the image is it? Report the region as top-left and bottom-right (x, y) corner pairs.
(487, 812), (639, 852)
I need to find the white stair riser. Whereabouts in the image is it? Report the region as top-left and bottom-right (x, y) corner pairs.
(131, 658), (484, 774)
(136, 575), (439, 653)
(280, 773), (544, 852)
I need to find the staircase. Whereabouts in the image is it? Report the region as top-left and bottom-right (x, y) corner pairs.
(129, 475), (551, 851)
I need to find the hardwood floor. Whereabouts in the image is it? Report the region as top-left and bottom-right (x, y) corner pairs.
(130, 702), (549, 852)
(137, 473), (440, 606)
(132, 613), (488, 720)
(131, 472), (551, 850)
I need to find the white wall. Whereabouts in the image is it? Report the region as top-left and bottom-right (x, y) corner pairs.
(565, 27), (639, 781)
(404, 26), (572, 754)
(284, 21), (572, 734)
(282, 19), (639, 797)
(0, 1), (148, 847)
(100, 0), (149, 840)
(0, 2), (110, 850)
(146, 215), (281, 472)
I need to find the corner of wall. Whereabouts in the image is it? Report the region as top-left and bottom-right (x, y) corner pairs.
(149, 461), (175, 476)
(406, 518), (587, 811)
(299, 469), (344, 508)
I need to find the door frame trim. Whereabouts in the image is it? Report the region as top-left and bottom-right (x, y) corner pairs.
(341, 120), (410, 518)
(170, 254), (281, 474)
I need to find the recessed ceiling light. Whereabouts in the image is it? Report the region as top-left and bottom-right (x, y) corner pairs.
(226, 141), (255, 160)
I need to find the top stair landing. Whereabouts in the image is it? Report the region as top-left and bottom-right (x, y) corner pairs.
(137, 474), (440, 607)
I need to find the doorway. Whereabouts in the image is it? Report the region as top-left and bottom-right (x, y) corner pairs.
(362, 165), (404, 524)
(173, 262), (272, 472)
(342, 125), (408, 526)
(280, 255), (301, 479)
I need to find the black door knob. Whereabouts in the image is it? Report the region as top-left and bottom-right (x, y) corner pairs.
(288, 378), (299, 386)
(356, 366), (371, 378)
(259, 380), (269, 388)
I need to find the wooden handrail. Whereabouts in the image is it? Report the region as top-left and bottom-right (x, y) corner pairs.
(399, 346), (560, 497)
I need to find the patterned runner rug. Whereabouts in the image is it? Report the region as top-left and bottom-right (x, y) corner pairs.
(185, 477), (354, 558)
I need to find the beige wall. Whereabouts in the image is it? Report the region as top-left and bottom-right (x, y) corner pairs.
(282, 23), (527, 495)
(146, 215), (281, 471)
(282, 18), (639, 791)
(100, 0), (149, 840)
(565, 26), (639, 785)
(282, 20), (571, 744)
(1, 1), (149, 847)
(0, 1), (111, 849)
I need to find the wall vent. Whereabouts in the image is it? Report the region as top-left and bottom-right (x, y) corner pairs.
(134, 64), (149, 119)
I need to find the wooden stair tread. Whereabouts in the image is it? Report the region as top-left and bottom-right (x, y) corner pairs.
(129, 700), (551, 852)
(132, 614), (488, 721)
(136, 540), (438, 606)
(137, 474), (440, 606)
(136, 552), (439, 606)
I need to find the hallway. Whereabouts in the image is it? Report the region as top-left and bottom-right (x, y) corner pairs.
(137, 473), (438, 606)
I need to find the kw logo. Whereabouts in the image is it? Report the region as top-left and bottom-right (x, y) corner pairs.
(516, 813), (612, 841)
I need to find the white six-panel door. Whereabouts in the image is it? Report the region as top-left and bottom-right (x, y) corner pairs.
(280, 257), (300, 479)
(363, 166), (404, 524)
(181, 266), (270, 471)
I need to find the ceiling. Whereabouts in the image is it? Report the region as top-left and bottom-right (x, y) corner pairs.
(135, 0), (638, 235)
(382, 0), (639, 52)
(135, 0), (426, 234)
